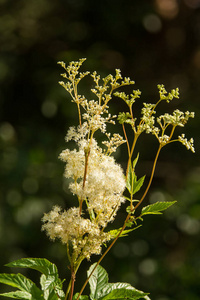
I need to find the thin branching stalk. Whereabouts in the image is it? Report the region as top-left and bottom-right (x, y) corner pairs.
(77, 102), (82, 127)
(76, 215), (130, 300)
(133, 144), (162, 212)
(122, 123), (131, 160)
(126, 134), (139, 179)
(76, 146), (162, 300)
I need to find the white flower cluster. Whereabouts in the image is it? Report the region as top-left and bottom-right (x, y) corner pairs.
(43, 59), (131, 261)
(41, 206), (111, 260)
(81, 100), (116, 133)
(117, 86), (195, 152)
(61, 135), (126, 226)
(42, 58), (195, 264)
(157, 110), (195, 128)
(156, 110), (195, 150)
(157, 84), (179, 102)
(102, 133), (126, 154)
(178, 134), (195, 153)
(42, 128), (126, 260)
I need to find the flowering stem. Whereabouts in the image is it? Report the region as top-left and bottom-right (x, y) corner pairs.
(79, 133), (94, 215)
(66, 257), (84, 300)
(76, 144), (163, 300)
(132, 144), (162, 212)
(122, 123), (131, 159)
(126, 134), (139, 179)
(68, 269), (75, 300)
(76, 216), (130, 300)
(169, 125), (176, 140)
(79, 147), (90, 215)
(77, 102), (82, 127)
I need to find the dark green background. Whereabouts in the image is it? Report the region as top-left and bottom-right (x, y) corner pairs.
(0, 0), (200, 299)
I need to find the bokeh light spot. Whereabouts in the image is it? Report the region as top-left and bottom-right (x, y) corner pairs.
(7, 190), (22, 206)
(139, 258), (157, 276)
(113, 242), (130, 258)
(0, 122), (16, 142)
(177, 214), (200, 235)
(22, 177), (39, 194)
(155, 0), (179, 19)
(143, 14), (162, 33)
(41, 100), (57, 118)
(131, 239), (149, 256)
(15, 198), (45, 225)
(184, 0), (200, 8)
(150, 191), (166, 203)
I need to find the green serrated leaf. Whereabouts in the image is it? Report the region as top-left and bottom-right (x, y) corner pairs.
(98, 282), (150, 300)
(132, 153), (139, 169)
(132, 175), (145, 195)
(141, 201), (176, 216)
(0, 273), (43, 299)
(45, 288), (64, 300)
(126, 154), (139, 194)
(126, 206), (132, 214)
(124, 225), (142, 234)
(87, 265), (150, 300)
(73, 293), (89, 300)
(100, 287), (149, 300)
(98, 282), (132, 298)
(0, 274), (36, 293)
(40, 273), (58, 291)
(6, 258), (58, 278)
(4, 259), (65, 300)
(87, 264), (108, 300)
(109, 226), (141, 239)
(126, 164), (135, 195)
(126, 156), (145, 197)
(0, 290), (31, 299)
(125, 221), (134, 228)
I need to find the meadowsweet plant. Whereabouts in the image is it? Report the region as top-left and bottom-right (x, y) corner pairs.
(0, 59), (195, 300)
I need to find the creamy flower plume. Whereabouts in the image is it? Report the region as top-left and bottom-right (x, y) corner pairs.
(41, 206), (111, 260)
(42, 58), (195, 264)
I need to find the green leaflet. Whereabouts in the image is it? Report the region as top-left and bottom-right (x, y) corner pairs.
(73, 294), (89, 300)
(100, 288), (149, 300)
(108, 226), (141, 239)
(141, 201), (177, 216)
(87, 263), (109, 300)
(0, 290), (33, 299)
(6, 258), (58, 278)
(0, 258), (65, 300)
(87, 264), (150, 300)
(126, 155), (145, 196)
(124, 196), (139, 203)
(0, 273), (43, 300)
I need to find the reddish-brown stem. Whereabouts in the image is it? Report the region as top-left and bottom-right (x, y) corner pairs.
(77, 102), (82, 127)
(79, 148), (90, 215)
(69, 272), (75, 300)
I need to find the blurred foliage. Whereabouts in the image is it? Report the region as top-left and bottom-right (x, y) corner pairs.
(0, 0), (200, 299)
